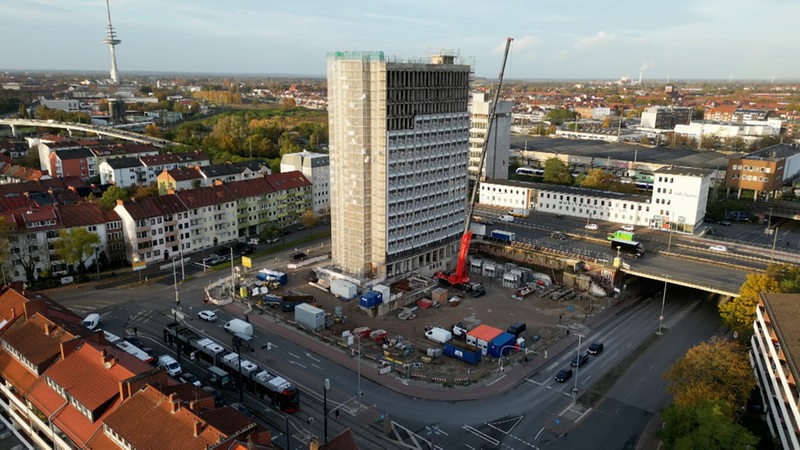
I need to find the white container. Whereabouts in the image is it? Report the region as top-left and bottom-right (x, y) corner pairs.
(330, 279), (357, 300)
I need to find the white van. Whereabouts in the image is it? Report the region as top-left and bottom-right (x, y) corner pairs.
(498, 215), (515, 223)
(82, 313), (101, 330)
(157, 355), (182, 377)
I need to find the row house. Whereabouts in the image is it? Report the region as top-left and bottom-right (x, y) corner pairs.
(90, 142), (160, 172)
(2, 203), (122, 282)
(175, 185), (238, 254)
(115, 171), (311, 264)
(50, 148), (95, 179)
(99, 152), (210, 188)
(156, 160), (271, 195)
(140, 152), (210, 185)
(113, 195), (190, 264)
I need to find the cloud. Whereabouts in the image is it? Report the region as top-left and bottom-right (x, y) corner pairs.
(510, 36), (541, 55)
(640, 61), (654, 72)
(572, 31), (613, 51)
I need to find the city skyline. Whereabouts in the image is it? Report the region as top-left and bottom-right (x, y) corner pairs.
(2, 0), (799, 81)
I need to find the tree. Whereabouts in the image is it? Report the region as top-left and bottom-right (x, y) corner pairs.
(580, 169), (616, 190)
(545, 108), (577, 125)
(300, 209), (320, 232)
(98, 185), (130, 210)
(658, 400), (758, 450)
(766, 263), (800, 293)
(664, 337), (754, 409)
(542, 158), (573, 185)
(719, 272), (779, 337)
(144, 123), (162, 138)
(12, 233), (49, 282)
(53, 229), (101, 274)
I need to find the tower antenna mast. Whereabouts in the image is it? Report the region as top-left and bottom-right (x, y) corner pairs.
(102, 0), (122, 84)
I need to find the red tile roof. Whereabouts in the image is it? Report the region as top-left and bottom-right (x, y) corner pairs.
(57, 203), (107, 227)
(166, 166), (202, 182)
(117, 195), (187, 220)
(175, 184), (236, 209)
(266, 171), (310, 191)
(1, 314), (77, 372)
(140, 154), (180, 166)
(0, 351), (40, 396)
(222, 177), (275, 198)
(97, 385), (229, 450)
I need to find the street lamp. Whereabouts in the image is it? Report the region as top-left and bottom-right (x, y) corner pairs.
(94, 246), (101, 280)
(573, 333), (584, 400)
(657, 278), (669, 335)
(323, 378), (330, 443)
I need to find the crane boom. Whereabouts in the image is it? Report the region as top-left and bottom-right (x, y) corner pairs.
(436, 37), (513, 290)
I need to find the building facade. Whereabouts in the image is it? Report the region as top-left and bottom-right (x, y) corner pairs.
(469, 92), (511, 181)
(281, 150), (331, 216)
(725, 143), (800, 200)
(751, 293), (800, 449)
(640, 106), (692, 130)
(327, 51), (471, 281)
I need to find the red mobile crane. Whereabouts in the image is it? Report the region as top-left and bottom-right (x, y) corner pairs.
(435, 37), (514, 295)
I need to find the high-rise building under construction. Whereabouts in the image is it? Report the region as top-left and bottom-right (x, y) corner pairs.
(326, 52), (471, 282)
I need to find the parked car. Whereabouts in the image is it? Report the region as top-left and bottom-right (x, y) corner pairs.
(587, 342), (604, 355)
(709, 245), (728, 252)
(554, 368), (573, 383)
(551, 231), (568, 240)
(621, 225), (635, 232)
(585, 223), (598, 230)
(82, 313), (101, 330)
(179, 372), (201, 387)
(571, 353), (590, 367)
(202, 386), (225, 406)
(291, 252), (307, 261)
(197, 310), (218, 322)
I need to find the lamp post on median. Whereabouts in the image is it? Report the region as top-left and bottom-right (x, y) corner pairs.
(657, 277), (669, 335)
(573, 333), (584, 401)
(323, 378), (330, 443)
(94, 245), (101, 280)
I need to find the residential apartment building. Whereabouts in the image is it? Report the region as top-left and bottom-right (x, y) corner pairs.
(751, 292), (800, 449)
(115, 172), (311, 264)
(157, 166), (203, 194)
(50, 148), (95, 179)
(281, 150), (331, 215)
(0, 288), (270, 450)
(327, 51), (471, 281)
(469, 91), (512, 181)
(100, 152), (211, 187)
(726, 143), (800, 200)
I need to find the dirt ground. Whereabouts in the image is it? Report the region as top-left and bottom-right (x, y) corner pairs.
(249, 249), (603, 384)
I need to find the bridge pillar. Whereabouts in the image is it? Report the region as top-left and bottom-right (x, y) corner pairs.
(9, 124), (16, 137)
(67, 129), (73, 137)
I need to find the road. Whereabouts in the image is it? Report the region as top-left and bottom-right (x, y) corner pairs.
(50, 248), (725, 449)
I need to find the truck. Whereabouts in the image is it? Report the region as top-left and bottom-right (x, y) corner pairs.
(490, 230), (516, 243)
(509, 208), (530, 218)
(294, 303), (325, 332)
(610, 238), (645, 258)
(443, 341), (482, 364)
(224, 318), (254, 338)
(468, 222), (487, 237)
(424, 327), (453, 344)
(607, 230), (635, 242)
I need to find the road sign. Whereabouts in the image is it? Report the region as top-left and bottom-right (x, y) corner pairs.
(132, 260), (146, 271)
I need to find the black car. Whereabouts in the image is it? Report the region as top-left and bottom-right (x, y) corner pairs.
(291, 252), (307, 261)
(554, 368), (573, 383)
(587, 342), (604, 355)
(571, 353), (589, 367)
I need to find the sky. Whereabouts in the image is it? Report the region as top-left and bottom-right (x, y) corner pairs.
(2, 0), (799, 81)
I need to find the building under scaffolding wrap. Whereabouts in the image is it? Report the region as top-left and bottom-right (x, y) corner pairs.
(327, 51), (472, 282)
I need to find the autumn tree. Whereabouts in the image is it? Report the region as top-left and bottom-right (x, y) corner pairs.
(300, 209), (320, 232)
(53, 228), (101, 274)
(719, 272), (779, 337)
(542, 158), (573, 185)
(144, 123), (162, 138)
(657, 400), (758, 450)
(98, 185), (130, 210)
(664, 337), (754, 409)
(545, 108), (577, 125)
(580, 169), (616, 190)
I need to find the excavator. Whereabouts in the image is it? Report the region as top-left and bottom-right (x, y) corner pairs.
(434, 37), (514, 297)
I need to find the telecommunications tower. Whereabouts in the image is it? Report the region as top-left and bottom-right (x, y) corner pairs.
(102, 0), (121, 84)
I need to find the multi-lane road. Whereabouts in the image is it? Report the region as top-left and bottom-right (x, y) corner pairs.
(49, 239), (727, 449)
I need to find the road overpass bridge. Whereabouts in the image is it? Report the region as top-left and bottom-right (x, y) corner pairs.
(0, 118), (179, 147)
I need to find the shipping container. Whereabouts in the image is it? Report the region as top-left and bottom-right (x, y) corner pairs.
(359, 290), (383, 308)
(488, 332), (517, 358)
(258, 269), (288, 285)
(295, 303), (325, 332)
(443, 342), (482, 364)
(372, 284), (391, 302)
(330, 279), (357, 300)
(466, 324), (504, 355)
(490, 230), (516, 242)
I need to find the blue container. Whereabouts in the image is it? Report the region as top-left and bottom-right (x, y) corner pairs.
(488, 332), (517, 358)
(359, 291), (383, 308)
(443, 342), (481, 364)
